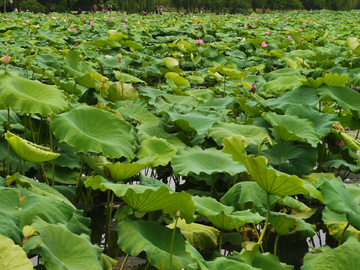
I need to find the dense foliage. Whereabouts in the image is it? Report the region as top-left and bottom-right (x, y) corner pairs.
(2, 9), (360, 270)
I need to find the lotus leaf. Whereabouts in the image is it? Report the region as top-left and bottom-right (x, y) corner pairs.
(0, 213), (22, 245)
(0, 72), (68, 117)
(51, 104), (136, 160)
(206, 257), (259, 270)
(262, 76), (303, 97)
(167, 218), (220, 250)
(85, 176), (195, 222)
(108, 82), (139, 102)
(5, 131), (60, 163)
(0, 234), (33, 270)
(117, 217), (199, 270)
(22, 217), (103, 270)
(172, 146), (246, 176)
(262, 112), (320, 147)
(113, 71), (146, 84)
(165, 72), (190, 86)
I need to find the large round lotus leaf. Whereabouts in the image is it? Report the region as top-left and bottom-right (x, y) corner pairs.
(262, 112), (320, 147)
(172, 146), (246, 176)
(22, 217), (102, 270)
(262, 76), (303, 97)
(103, 158), (152, 182)
(193, 196), (264, 230)
(86, 176), (195, 223)
(5, 131), (60, 163)
(167, 218), (220, 250)
(0, 234), (33, 270)
(207, 257), (259, 270)
(117, 217), (197, 270)
(302, 237), (360, 270)
(321, 177), (360, 230)
(51, 104), (135, 160)
(0, 72), (68, 117)
(0, 213), (22, 245)
(316, 84), (360, 111)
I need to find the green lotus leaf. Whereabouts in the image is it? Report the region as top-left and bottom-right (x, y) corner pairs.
(116, 104), (162, 126)
(302, 237), (360, 270)
(289, 50), (317, 59)
(165, 72), (190, 87)
(122, 40), (143, 50)
(262, 76), (303, 97)
(97, 57), (119, 69)
(269, 212), (300, 235)
(207, 256), (259, 270)
(113, 71), (146, 84)
(161, 94), (199, 110)
(82, 155), (108, 178)
(22, 217), (102, 270)
(103, 158), (153, 182)
(167, 218), (220, 250)
(185, 89), (215, 102)
(262, 140), (317, 177)
(303, 74), (349, 88)
(117, 217), (198, 270)
(321, 177), (360, 230)
(5, 131), (60, 163)
(172, 146), (246, 176)
(320, 160), (360, 174)
(277, 196), (312, 213)
(317, 84), (360, 112)
(100, 254), (118, 270)
(51, 104), (135, 160)
(222, 135), (248, 163)
(163, 57), (183, 73)
(264, 86), (319, 112)
(137, 137), (178, 167)
(0, 213), (22, 245)
(347, 37), (360, 55)
(193, 196), (264, 231)
(285, 104), (338, 138)
(186, 76), (205, 85)
(0, 186), (90, 235)
(262, 112), (320, 147)
(168, 109), (226, 135)
(197, 96), (236, 111)
(108, 82), (139, 102)
(209, 121), (272, 147)
(221, 182), (281, 211)
(210, 65), (245, 80)
(0, 72), (68, 117)
(339, 132), (360, 151)
(0, 234), (33, 270)
(86, 176), (195, 222)
(45, 167), (82, 185)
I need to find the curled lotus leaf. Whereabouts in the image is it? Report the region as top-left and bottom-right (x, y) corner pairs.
(0, 72), (68, 117)
(0, 234), (33, 270)
(51, 104), (136, 160)
(5, 131), (60, 163)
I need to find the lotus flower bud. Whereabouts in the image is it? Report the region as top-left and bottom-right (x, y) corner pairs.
(176, 210), (181, 217)
(250, 82), (256, 93)
(3, 53), (10, 65)
(23, 225), (35, 238)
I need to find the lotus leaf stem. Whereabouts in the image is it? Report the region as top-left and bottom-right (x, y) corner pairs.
(252, 223), (264, 253)
(169, 217), (179, 270)
(278, 140), (284, 171)
(218, 230), (223, 253)
(18, 157), (22, 173)
(105, 189), (111, 253)
(6, 108), (10, 175)
(119, 253), (129, 270)
(84, 187), (92, 217)
(40, 162), (50, 186)
(274, 234), (280, 256)
(356, 129), (360, 141)
(258, 193), (270, 246)
(75, 160), (84, 192)
(339, 222), (350, 246)
(107, 191), (115, 255)
(144, 262), (151, 270)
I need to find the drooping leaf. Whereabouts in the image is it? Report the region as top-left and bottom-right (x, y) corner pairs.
(207, 257), (259, 270)
(0, 213), (22, 245)
(51, 104), (135, 160)
(0, 234), (33, 270)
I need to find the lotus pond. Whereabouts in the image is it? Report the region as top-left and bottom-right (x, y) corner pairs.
(2, 9), (360, 270)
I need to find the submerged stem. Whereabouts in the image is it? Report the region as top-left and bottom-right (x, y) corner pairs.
(339, 222), (350, 246)
(258, 193), (270, 246)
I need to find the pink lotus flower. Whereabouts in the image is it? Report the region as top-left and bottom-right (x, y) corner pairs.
(52, 16), (56, 19)
(302, 22), (305, 25)
(46, 16), (49, 19)
(194, 22), (198, 25)
(111, 17), (115, 20)
(106, 17), (109, 21)
(297, 18), (299, 21)
(261, 41), (267, 48)
(90, 22), (93, 25)
(266, 31), (270, 35)
(250, 82), (256, 93)
(256, 18), (260, 21)
(65, 24), (67, 26)
(84, 24), (86, 26)
(248, 16), (252, 19)
(71, 28), (76, 32)
(194, 17), (197, 20)
(89, 18), (92, 21)
(125, 18), (128, 22)
(3, 53), (10, 65)
(244, 24), (248, 27)
(215, 18), (218, 21)
(154, 19), (157, 22)
(141, 20), (144, 22)
(196, 39), (204, 44)
(299, 28), (303, 32)
(19, 22), (22, 25)
(121, 18), (123, 21)
(282, 25), (285, 28)
(288, 35), (292, 39)
(199, 23), (201, 26)
(305, 20), (308, 23)
(123, 25), (128, 29)
(140, 25), (142, 27)
(252, 25), (255, 28)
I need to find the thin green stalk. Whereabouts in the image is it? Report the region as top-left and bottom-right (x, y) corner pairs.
(84, 187), (92, 217)
(356, 129), (359, 141)
(274, 234), (280, 256)
(223, 76), (226, 97)
(144, 262), (151, 270)
(169, 217), (179, 270)
(75, 160), (84, 192)
(18, 157), (22, 173)
(253, 223), (264, 253)
(107, 192), (115, 255)
(278, 140), (284, 171)
(338, 108), (342, 119)
(119, 60), (125, 101)
(258, 194), (270, 245)
(338, 222), (350, 246)
(6, 108), (10, 175)
(233, 173), (238, 186)
(28, 114), (36, 143)
(218, 230), (223, 253)
(119, 254), (129, 270)
(210, 175), (216, 198)
(40, 162), (50, 186)
(105, 189), (111, 254)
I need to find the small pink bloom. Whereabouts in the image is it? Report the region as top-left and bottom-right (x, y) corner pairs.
(123, 25), (128, 29)
(19, 22), (22, 25)
(319, 19), (321, 21)
(84, 24), (86, 26)
(244, 24), (248, 27)
(121, 18), (123, 21)
(3, 53), (10, 65)
(65, 24), (67, 26)
(305, 20), (308, 23)
(89, 18), (92, 21)
(288, 35), (292, 39)
(297, 18), (299, 21)
(299, 28), (303, 32)
(154, 19), (157, 22)
(111, 17), (115, 20)
(261, 41), (267, 48)
(194, 17), (197, 20)
(52, 16), (56, 19)
(71, 28), (76, 32)
(140, 25), (142, 27)
(47, 16), (49, 19)
(256, 18), (259, 21)
(125, 18), (128, 22)
(194, 22), (198, 25)
(216, 18), (218, 21)
(61, 17), (64, 19)
(282, 25), (285, 28)
(248, 16), (252, 19)
(266, 31), (270, 35)
(250, 82), (256, 93)
(90, 22), (93, 25)
(199, 23), (201, 26)
(132, 18), (135, 20)
(141, 20), (144, 22)
(196, 39), (204, 44)
(106, 17), (109, 21)
(302, 22), (305, 25)
(252, 25), (255, 28)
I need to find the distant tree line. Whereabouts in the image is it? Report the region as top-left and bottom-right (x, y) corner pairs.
(1, 0), (359, 13)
